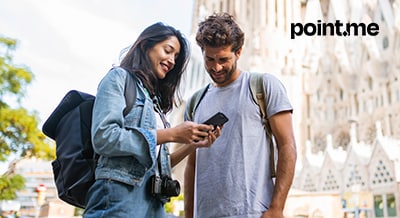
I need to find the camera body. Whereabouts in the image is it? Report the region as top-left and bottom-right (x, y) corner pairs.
(149, 174), (180, 202)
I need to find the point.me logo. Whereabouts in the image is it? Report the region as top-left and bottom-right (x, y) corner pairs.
(290, 20), (379, 39)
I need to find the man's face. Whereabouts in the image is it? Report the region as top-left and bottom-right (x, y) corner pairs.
(202, 45), (241, 87)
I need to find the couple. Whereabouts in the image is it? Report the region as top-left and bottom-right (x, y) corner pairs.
(83, 12), (297, 218)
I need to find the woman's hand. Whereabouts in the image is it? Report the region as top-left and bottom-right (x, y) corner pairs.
(169, 124), (223, 167)
(157, 121), (223, 148)
(172, 121), (213, 144)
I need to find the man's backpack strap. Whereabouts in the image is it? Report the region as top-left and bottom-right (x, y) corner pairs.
(249, 73), (276, 178)
(187, 84), (210, 120)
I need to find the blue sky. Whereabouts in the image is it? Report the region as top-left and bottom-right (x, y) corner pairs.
(0, 0), (194, 126)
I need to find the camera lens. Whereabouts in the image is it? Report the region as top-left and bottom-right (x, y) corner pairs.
(162, 179), (180, 197)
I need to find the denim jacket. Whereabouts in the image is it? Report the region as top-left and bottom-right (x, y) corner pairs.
(91, 67), (170, 187)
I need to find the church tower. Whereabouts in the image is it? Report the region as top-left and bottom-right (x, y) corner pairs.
(180, 0), (400, 216)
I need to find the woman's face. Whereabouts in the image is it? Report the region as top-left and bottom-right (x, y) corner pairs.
(148, 36), (181, 79)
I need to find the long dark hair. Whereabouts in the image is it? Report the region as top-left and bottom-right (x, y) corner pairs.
(120, 22), (190, 113)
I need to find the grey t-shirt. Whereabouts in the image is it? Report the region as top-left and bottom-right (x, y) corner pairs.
(185, 71), (293, 218)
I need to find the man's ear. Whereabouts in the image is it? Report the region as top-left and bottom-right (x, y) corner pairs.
(235, 47), (243, 58)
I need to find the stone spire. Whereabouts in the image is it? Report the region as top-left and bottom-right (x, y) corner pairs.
(375, 121), (383, 139)
(350, 122), (357, 145)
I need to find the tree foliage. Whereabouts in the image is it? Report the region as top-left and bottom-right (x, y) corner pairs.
(0, 174), (25, 200)
(0, 35), (55, 200)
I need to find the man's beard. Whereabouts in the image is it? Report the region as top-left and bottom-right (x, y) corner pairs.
(209, 62), (237, 85)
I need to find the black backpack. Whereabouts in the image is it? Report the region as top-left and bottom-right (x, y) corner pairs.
(42, 70), (137, 208)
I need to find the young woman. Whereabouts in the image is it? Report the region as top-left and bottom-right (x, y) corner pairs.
(84, 22), (220, 217)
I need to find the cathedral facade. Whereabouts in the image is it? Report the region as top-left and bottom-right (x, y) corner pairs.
(172, 0), (400, 217)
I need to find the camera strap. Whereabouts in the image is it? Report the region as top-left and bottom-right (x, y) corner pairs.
(153, 96), (172, 177)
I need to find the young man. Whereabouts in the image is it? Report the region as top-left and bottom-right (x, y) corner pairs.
(184, 13), (297, 218)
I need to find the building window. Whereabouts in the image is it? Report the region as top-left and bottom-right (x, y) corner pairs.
(346, 164), (365, 188)
(387, 194), (397, 216)
(303, 173), (317, 192)
(383, 36), (389, 49)
(372, 159), (394, 185)
(374, 194), (397, 217)
(368, 77), (373, 90)
(247, 0), (251, 20)
(340, 89), (343, 100)
(322, 169), (339, 191)
(374, 195), (384, 217)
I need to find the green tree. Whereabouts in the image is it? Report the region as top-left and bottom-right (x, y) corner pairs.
(0, 174), (25, 200)
(0, 36), (55, 200)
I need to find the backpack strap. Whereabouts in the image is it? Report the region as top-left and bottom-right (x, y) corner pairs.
(123, 71), (138, 116)
(187, 84), (210, 121)
(92, 70), (137, 161)
(249, 73), (276, 178)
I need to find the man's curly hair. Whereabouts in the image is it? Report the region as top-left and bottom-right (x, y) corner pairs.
(196, 12), (244, 53)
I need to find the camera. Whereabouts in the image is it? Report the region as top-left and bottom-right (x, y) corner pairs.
(149, 174), (180, 200)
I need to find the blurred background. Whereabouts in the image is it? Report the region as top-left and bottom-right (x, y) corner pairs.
(0, 0), (399, 217)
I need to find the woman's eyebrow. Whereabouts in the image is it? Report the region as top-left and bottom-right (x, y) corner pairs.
(166, 44), (180, 57)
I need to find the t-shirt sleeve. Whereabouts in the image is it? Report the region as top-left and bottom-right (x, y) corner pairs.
(263, 73), (293, 118)
(184, 96), (193, 122)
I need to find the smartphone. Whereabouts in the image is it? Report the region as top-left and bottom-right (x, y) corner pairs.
(203, 112), (229, 127)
